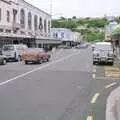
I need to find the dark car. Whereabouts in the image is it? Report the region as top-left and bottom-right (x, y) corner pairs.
(93, 42), (114, 65)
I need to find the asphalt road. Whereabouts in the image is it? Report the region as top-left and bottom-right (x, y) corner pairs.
(0, 48), (120, 120)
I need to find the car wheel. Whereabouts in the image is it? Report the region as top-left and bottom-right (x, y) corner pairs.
(93, 61), (96, 65)
(25, 60), (28, 64)
(46, 58), (49, 62)
(38, 59), (42, 64)
(2, 59), (7, 65)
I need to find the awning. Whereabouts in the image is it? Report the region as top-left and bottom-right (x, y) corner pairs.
(112, 27), (120, 36)
(36, 39), (62, 44)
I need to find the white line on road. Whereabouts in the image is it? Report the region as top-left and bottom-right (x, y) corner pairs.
(105, 82), (117, 89)
(92, 74), (96, 79)
(91, 93), (100, 104)
(93, 68), (96, 73)
(0, 51), (80, 87)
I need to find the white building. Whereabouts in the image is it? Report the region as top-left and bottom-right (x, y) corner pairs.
(73, 32), (81, 42)
(51, 28), (74, 41)
(51, 28), (81, 46)
(0, 0), (61, 48)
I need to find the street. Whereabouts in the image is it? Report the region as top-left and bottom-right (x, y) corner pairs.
(0, 48), (120, 120)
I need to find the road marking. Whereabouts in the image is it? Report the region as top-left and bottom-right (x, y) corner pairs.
(93, 68), (96, 73)
(92, 74), (96, 79)
(0, 51), (80, 87)
(105, 82), (117, 89)
(87, 116), (93, 120)
(93, 65), (96, 69)
(91, 93), (100, 104)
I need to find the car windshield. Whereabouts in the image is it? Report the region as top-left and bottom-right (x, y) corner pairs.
(3, 46), (14, 51)
(95, 44), (112, 51)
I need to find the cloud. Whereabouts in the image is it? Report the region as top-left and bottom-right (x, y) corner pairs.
(26, 0), (120, 17)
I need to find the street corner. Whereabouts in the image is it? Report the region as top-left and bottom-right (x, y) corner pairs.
(104, 66), (120, 79)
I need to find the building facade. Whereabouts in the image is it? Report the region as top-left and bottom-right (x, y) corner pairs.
(51, 28), (81, 46)
(0, 0), (60, 48)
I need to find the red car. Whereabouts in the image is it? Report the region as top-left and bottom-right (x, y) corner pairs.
(21, 48), (51, 64)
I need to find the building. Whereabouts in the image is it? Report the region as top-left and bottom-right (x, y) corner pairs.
(111, 27), (120, 67)
(51, 28), (81, 46)
(105, 21), (118, 41)
(0, 0), (61, 48)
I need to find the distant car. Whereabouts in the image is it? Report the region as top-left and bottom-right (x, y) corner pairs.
(91, 44), (95, 51)
(2, 44), (28, 62)
(21, 48), (51, 64)
(0, 55), (7, 65)
(75, 44), (88, 49)
(93, 42), (114, 65)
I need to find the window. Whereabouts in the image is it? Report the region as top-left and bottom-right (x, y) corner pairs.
(7, 11), (10, 22)
(44, 19), (47, 32)
(39, 17), (43, 31)
(0, 29), (3, 32)
(20, 9), (25, 28)
(34, 15), (38, 31)
(28, 12), (32, 30)
(0, 8), (1, 21)
(3, 46), (14, 51)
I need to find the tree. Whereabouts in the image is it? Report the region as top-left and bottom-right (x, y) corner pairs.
(87, 19), (109, 28)
(60, 16), (66, 20)
(72, 16), (77, 19)
(86, 31), (105, 42)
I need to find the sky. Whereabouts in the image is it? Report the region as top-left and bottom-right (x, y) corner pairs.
(26, 0), (120, 18)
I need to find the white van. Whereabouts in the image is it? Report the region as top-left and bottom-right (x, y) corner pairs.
(2, 44), (28, 61)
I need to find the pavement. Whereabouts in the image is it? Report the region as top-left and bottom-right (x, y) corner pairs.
(0, 47), (120, 120)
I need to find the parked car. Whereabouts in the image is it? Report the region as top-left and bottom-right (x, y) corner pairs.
(2, 44), (28, 62)
(0, 55), (7, 65)
(21, 48), (51, 64)
(93, 42), (114, 65)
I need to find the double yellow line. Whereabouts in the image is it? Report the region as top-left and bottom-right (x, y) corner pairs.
(87, 116), (93, 120)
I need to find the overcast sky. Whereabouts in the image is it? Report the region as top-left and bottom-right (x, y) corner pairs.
(26, 0), (120, 18)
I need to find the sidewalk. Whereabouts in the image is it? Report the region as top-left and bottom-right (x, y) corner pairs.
(106, 86), (120, 120)
(115, 55), (120, 68)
